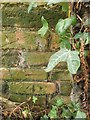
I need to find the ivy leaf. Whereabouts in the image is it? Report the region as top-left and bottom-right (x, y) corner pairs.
(45, 49), (80, 74)
(61, 108), (72, 118)
(55, 19), (65, 35)
(32, 96), (37, 104)
(75, 110), (86, 118)
(38, 16), (48, 37)
(28, 1), (37, 13)
(71, 15), (77, 25)
(48, 105), (58, 119)
(74, 32), (82, 39)
(61, 2), (69, 12)
(83, 32), (90, 45)
(74, 32), (90, 45)
(55, 16), (77, 35)
(55, 99), (64, 107)
(45, 49), (68, 72)
(60, 39), (71, 50)
(67, 51), (80, 74)
(40, 114), (49, 120)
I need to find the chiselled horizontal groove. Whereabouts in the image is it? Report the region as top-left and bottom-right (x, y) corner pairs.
(1, 79), (48, 82)
(1, 49), (56, 53)
(9, 92), (49, 96)
(1, 65), (47, 69)
(1, 49), (54, 53)
(2, 68), (67, 72)
(2, 26), (40, 31)
(2, 26), (55, 32)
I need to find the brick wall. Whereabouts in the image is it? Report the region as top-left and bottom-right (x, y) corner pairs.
(1, 3), (72, 104)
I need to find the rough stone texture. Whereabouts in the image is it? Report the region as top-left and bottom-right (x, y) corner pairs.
(9, 82), (57, 94)
(1, 3), (72, 103)
(2, 50), (53, 67)
(2, 3), (66, 29)
(51, 69), (72, 81)
(9, 94), (47, 104)
(0, 0), (45, 2)
(2, 31), (60, 51)
(0, 68), (47, 81)
(2, 31), (46, 49)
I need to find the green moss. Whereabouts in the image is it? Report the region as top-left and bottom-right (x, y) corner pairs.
(51, 70), (72, 81)
(9, 82), (56, 94)
(9, 94), (46, 103)
(2, 4), (66, 28)
(25, 52), (52, 65)
(60, 81), (71, 96)
(1, 68), (47, 81)
(2, 31), (46, 49)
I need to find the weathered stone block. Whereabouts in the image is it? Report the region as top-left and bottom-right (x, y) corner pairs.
(9, 94), (47, 104)
(2, 31), (46, 50)
(25, 52), (52, 66)
(9, 82), (57, 95)
(0, 68), (47, 81)
(50, 95), (71, 104)
(2, 50), (53, 67)
(60, 81), (71, 96)
(51, 69), (72, 81)
(2, 3), (66, 28)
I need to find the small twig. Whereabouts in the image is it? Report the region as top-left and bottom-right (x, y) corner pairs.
(9, 97), (31, 117)
(77, 14), (83, 23)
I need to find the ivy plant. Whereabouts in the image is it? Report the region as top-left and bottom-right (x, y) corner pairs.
(40, 98), (86, 119)
(28, 0), (89, 118)
(38, 15), (80, 74)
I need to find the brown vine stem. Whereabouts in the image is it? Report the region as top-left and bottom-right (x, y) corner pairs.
(80, 38), (89, 116)
(80, 40), (88, 93)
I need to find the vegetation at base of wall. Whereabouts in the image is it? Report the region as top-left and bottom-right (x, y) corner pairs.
(2, 96), (86, 120)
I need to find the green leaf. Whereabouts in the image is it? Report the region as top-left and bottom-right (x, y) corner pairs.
(67, 51), (80, 74)
(70, 15), (77, 25)
(84, 18), (90, 26)
(74, 32), (90, 45)
(48, 105), (58, 119)
(38, 16), (48, 37)
(61, 3), (69, 12)
(55, 19), (65, 35)
(55, 16), (77, 35)
(60, 39), (71, 50)
(45, 49), (68, 72)
(61, 108), (72, 118)
(32, 96), (37, 104)
(55, 99), (64, 107)
(28, 1), (37, 13)
(45, 49), (80, 74)
(75, 110), (86, 118)
(40, 114), (49, 120)
(22, 109), (29, 118)
(83, 32), (90, 45)
(74, 32), (83, 39)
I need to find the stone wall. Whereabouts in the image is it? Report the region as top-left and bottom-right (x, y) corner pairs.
(1, 3), (72, 104)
